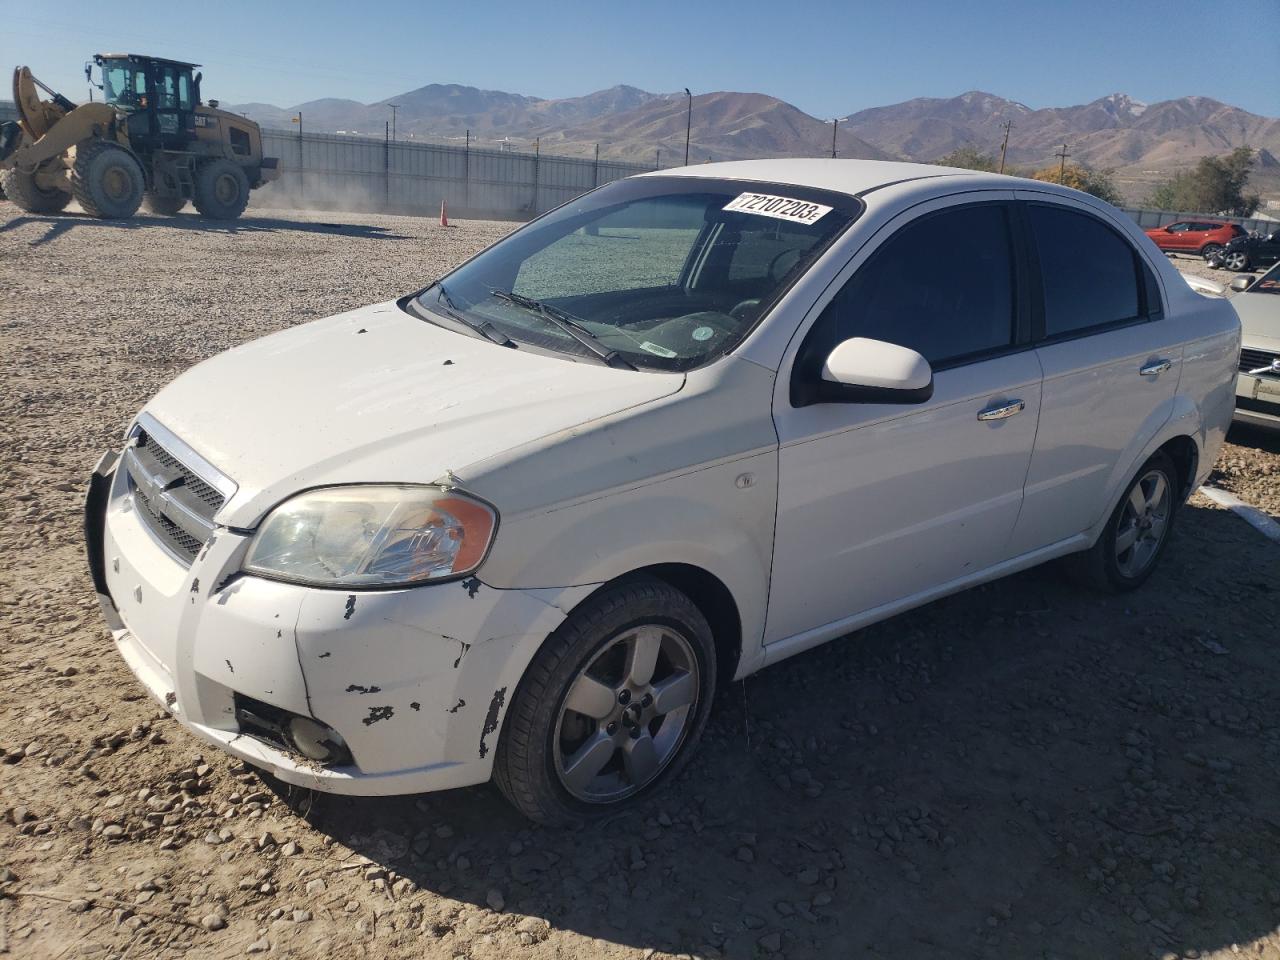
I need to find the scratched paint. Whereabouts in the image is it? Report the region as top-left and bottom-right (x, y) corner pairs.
(477, 687), (506, 758)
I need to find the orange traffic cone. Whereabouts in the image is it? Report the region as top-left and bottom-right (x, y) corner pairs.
(439, 200), (449, 227)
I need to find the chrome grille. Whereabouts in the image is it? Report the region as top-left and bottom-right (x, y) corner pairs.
(125, 429), (226, 564)
(1240, 348), (1279, 375)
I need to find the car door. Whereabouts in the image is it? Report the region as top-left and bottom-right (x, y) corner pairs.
(1006, 194), (1183, 556)
(765, 193), (1043, 647)
(1160, 222), (1189, 252)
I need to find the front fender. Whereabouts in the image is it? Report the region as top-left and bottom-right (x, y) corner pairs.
(478, 448), (779, 677)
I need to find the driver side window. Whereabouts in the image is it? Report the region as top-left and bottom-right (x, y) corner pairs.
(806, 203), (1017, 368)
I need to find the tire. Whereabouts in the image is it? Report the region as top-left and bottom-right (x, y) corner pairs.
(71, 140), (144, 219)
(494, 577), (717, 825)
(1223, 251), (1250, 272)
(192, 159), (249, 220)
(0, 167), (72, 214)
(1064, 451), (1179, 593)
(1201, 243), (1224, 261)
(143, 191), (186, 215)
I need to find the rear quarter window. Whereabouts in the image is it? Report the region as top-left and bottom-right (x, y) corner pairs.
(1027, 205), (1147, 338)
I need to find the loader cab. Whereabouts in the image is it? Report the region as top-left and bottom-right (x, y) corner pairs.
(92, 54), (200, 149)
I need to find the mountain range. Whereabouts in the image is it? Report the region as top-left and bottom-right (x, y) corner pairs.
(228, 85), (1280, 203)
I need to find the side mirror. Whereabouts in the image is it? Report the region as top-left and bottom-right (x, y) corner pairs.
(818, 337), (934, 404)
(1231, 276), (1255, 292)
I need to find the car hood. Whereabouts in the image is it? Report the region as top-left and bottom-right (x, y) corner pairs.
(1234, 292), (1280, 351)
(141, 301), (685, 527)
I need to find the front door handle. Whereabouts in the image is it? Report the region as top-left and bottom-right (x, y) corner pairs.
(977, 399), (1025, 422)
(1140, 359), (1173, 377)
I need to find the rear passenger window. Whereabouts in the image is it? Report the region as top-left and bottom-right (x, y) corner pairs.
(811, 203), (1017, 367)
(1027, 205), (1143, 338)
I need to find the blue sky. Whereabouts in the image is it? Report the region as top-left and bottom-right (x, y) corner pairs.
(5, 0), (1278, 117)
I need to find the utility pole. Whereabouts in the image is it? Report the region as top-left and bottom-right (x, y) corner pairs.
(1056, 142), (1070, 184)
(293, 112), (303, 199)
(384, 120), (390, 210)
(998, 119), (1014, 174)
(655, 148), (660, 170)
(593, 142), (600, 187)
(464, 129), (470, 210)
(683, 88), (692, 166)
(533, 137), (540, 214)
(388, 103), (399, 141)
(830, 118), (840, 159)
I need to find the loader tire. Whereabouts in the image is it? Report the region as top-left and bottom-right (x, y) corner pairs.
(72, 140), (145, 219)
(0, 167), (72, 214)
(192, 159), (249, 220)
(143, 192), (186, 215)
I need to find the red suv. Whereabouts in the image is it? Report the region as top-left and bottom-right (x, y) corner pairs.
(1145, 220), (1246, 258)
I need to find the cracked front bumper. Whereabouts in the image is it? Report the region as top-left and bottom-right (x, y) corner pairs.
(86, 452), (591, 796)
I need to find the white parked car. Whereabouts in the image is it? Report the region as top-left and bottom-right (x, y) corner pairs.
(86, 160), (1239, 823)
(1228, 263), (1280, 429)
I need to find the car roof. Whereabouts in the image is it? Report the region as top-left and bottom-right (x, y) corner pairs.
(96, 53), (201, 69)
(639, 158), (1017, 198)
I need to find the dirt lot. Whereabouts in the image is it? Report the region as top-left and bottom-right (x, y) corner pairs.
(1, 202), (1278, 960)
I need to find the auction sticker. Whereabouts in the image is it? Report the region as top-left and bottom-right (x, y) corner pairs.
(723, 192), (832, 225)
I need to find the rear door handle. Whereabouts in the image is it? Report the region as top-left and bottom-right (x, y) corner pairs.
(1140, 359), (1172, 377)
(977, 399), (1025, 422)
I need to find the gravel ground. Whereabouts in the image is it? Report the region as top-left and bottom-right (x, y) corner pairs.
(2, 201), (1279, 960)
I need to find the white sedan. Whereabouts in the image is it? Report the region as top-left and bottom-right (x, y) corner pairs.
(86, 159), (1239, 823)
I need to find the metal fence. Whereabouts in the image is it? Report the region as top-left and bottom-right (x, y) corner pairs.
(256, 127), (655, 220)
(5, 99), (1279, 229)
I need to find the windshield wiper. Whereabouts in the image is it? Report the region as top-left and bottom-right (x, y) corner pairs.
(423, 282), (514, 347)
(490, 290), (636, 370)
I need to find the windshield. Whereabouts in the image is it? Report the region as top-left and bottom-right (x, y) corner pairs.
(101, 59), (146, 108)
(1249, 261), (1280, 294)
(414, 176), (858, 370)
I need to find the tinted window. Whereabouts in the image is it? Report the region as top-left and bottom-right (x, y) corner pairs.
(809, 204), (1016, 367)
(1028, 205), (1142, 337)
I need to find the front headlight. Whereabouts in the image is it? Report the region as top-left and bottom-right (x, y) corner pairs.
(243, 485), (497, 587)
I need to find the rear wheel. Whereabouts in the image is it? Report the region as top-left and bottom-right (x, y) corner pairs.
(494, 577), (716, 824)
(71, 140), (144, 219)
(143, 191), (186, 215)
(0, 166), (72, 214)
(1200, 243), (1224, 261)
(1064, 451), (1179, 593)
(192, 159), (249, 220)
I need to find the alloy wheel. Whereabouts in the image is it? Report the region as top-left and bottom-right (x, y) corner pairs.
(553, 624), (700, 803)
(1224, 251), (1249, 271)
(1115, 469), (1171, 578)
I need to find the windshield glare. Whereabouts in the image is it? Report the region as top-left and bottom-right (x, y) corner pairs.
(416, 177), (857, 370)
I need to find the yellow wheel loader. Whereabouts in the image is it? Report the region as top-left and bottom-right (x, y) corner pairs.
(0, 55), (278, 220)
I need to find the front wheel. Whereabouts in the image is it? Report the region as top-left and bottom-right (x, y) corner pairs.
(71, 140), (145, 219)
(1064, 451), (1179, 593)
(494, 577), (716, 824)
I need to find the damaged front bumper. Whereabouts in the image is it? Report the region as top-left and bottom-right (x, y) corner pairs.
(86, 451), (592, 796)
